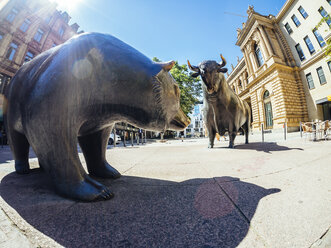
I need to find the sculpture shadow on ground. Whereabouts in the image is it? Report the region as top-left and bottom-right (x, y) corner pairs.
(0, 171), (280, 248)
(216, 142), (304, 153)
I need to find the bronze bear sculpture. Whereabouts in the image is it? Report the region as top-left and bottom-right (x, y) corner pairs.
(188, 55), (251, 148)
(4, 32), (190, 201)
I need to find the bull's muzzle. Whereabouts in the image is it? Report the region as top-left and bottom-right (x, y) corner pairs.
(169, 108), (190, 131)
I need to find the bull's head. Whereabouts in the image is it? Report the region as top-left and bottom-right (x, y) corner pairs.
(187, 54), (228, 95)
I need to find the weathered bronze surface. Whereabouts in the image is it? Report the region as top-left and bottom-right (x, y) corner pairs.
(188, 55), (251, 148)
(4, 32), (189, 201)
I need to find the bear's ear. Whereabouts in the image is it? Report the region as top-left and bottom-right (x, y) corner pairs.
(158, 61), (175, 72)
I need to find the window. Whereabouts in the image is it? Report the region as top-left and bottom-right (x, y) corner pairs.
(0, 32), (3, 41)
(328, 61), (331, 72)
(304, 36), (315, 54)
(232, 86), (236, 93)
(291, 14), (301, 27)
(295, 44), (305, 61)
(45, 15), (52, 24)
(318, 7), (331, 27)
(317, 67), (327, 84)
(5, 42), (18, 61)
(328, 0), (331, 6)
(6, 8), (18, 23)
(58, 26), (65, 37)
(305, 73), (315, 89)
(34, 29), (44, 43)
(52, 42), (57, 47)
(284, 22), (293, 34)
(254, 44), (264, 67)
(24, 51), (34, 62)
(313, 28), (326, 47)
(298, 6), (308, 19)
(19, 18), (31, 33)
(238, 80), (242, 89)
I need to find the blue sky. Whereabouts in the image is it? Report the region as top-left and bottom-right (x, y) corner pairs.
(53, 0), (286, 72)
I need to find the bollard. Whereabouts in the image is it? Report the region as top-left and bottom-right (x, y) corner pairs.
(113, 128), (116, 148)
(144, 130), (147, 144)
(131, 132), (134, 146)
(300, 122), (303, 138)
(261, 123), (264, 143)
(137, 133), (139, 145)
(123, 132), (126, 147)
(284, 122), (287, 140)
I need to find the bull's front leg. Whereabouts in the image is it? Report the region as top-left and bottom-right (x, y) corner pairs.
(229, 132), (237, 148)
(228, 124), (237, 148)
(207, 126), (216, 148)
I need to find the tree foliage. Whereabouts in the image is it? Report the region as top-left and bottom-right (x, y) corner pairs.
(152, 57), (202, 115)
(316, 15), (331, 61)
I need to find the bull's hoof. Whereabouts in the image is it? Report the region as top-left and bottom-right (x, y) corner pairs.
(228, 144), (234, 148)
(88, 162), (121, 179)
(208, 145), (214, 149)
(56, 176), (114, 202)
(15, 160), (30, 174)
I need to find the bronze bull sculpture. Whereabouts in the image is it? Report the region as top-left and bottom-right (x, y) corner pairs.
(4, 32), (190, 201)
(188, 55), (251, 148)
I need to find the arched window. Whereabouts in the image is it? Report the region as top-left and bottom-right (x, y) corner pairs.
(263, 90), (273, 128)
(232, 86), (236, 93)
(254, 43), (264, 67)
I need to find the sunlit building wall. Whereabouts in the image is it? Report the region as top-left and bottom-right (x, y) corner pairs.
(0, 0), (81, 125)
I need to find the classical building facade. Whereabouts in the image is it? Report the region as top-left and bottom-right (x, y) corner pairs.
(0, 0), (81, 125)
(183, 103), (205, 138)
(227, 0), (331, 132)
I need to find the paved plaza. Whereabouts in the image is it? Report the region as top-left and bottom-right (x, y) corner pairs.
(0, 133), (330, 247)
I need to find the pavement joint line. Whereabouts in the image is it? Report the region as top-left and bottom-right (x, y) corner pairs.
(310, 226), (331, 247)
(239, 150), (331, 181)
(121, 147), (163, 175)
(212, 179), (271, 247)
(0, 205), (28, 239)
(213, 178), (251, 224)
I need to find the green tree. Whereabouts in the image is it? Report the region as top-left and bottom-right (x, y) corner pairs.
(316, 15), (331, 61)
(152, 57), (202, 115)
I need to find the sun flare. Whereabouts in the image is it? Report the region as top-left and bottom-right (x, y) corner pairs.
(50, 0), (83, 12)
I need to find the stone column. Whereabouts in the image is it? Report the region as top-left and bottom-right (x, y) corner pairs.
(259, 26), (274, 57)
(256, 29), (270, 60)
(243, 46), (253, 75)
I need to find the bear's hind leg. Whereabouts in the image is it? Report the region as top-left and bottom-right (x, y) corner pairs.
(8, 130), (30, 174)
(31, 131), (114, 201)
(78, 126), (121, 179)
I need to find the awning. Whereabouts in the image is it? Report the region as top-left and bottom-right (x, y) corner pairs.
(316, 95), (331, 104)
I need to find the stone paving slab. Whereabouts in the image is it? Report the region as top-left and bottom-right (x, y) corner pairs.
(0, 135), (330, 247)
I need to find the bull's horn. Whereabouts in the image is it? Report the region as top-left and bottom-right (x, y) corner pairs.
(187, 60), (200, 72)
(161, 61), (175, 71)
(219, 54), (227, 67)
